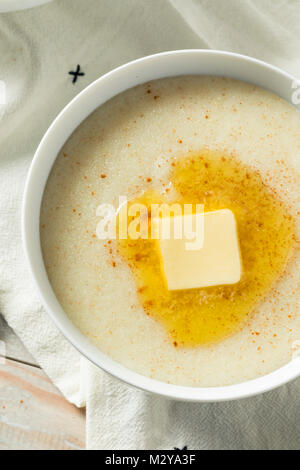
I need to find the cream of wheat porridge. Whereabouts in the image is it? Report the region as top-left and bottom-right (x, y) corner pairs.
(41, 76), (300, 387)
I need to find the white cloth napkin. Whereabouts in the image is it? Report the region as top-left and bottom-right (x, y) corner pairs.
(0, 0), (300, 450)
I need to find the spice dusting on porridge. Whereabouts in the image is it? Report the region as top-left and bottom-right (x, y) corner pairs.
(117, 150), (296, 347)
(41, 76), (300, 386)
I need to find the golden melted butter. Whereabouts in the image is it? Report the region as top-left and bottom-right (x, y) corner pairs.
(117, 150), (296, 347)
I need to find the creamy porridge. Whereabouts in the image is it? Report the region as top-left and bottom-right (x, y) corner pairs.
(41, 76), (300, 387)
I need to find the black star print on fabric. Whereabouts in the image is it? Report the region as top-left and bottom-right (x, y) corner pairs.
(69, 65), (85, 84)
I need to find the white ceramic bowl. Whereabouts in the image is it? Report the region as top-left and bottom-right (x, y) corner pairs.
(0, 0), (51, 12)
(22, 50), (300, 401)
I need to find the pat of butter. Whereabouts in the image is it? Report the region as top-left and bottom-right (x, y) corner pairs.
(156, 209), (242, 291)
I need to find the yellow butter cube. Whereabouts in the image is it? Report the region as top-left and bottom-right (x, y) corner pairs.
(156, 209), (242, 291)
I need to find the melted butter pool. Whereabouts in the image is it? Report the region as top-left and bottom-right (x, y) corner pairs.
(117, 150), (296, 347)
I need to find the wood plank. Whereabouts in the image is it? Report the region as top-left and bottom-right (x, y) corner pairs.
(0, 314), (38, 366)
(0, 358), (85, 450)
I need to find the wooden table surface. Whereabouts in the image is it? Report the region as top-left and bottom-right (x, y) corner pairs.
(0, 314), (86, 450)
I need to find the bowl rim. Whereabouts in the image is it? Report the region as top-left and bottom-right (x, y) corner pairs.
(22, 49), (300, 402)
(0, 0), (51, 12)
